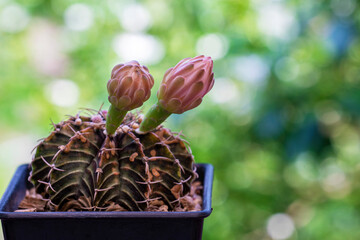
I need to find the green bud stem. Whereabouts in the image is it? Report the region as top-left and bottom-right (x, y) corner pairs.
(139, 102), (171, 133)
(106, 105), (127, 135)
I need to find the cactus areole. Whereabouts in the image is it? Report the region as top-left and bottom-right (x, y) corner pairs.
(30, 56), (214, 212)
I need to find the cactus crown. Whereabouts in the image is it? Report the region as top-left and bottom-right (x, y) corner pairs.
(30, 56), (214, 211)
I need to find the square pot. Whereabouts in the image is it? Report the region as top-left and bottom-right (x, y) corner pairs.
(0, 163), (213, 240)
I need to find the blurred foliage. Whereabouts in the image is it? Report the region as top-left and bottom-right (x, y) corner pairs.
(1, 0), (360, 239)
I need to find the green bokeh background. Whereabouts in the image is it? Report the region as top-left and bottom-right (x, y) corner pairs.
(1, 0), (360, 239)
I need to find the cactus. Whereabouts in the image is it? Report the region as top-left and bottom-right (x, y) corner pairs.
(29, 56), (214, 211)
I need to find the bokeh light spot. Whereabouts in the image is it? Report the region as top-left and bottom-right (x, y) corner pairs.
(287, 201), (314, 228)
(64, 3), (94, 32)
(293, 153), (318, 182)
(112, 33), (165, 65)
(0, 135), (37, 165)
(196, 33), (229, 60)
(232, 55), (269, 85)
(315, 101), (342, 126)
(256, 3), (298, 41)
(331, 0), (356, 17)
(27, 20), (68, 76)
(209, 78), (238, 104)
(0, 4), (29, 33)
(266, 213), (295, 240)
(119, 3), (152, 32)
(321, 165), (351, 198)
(46, 79), (80, 107)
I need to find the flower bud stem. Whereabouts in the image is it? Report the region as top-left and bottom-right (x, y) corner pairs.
(139, 102), (171, 133)
(106, 105), (127, 136)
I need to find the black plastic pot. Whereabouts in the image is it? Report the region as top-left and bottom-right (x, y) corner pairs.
(0, 163), (213, 240)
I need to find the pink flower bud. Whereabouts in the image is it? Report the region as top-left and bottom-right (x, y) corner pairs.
(157, 55), (214, 114)
(107, 61), (154, 111)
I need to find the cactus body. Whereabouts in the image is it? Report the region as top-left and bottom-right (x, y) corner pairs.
(30, 112), (195, 211)
(30, 56), (214, 211)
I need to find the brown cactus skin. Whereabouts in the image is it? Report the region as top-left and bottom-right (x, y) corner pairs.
(30, 114), (106, 211)
(30, 112), (196, 211)
(96, 123), (195, 211)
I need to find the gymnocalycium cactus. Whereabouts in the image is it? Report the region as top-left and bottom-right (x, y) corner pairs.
(30, 56), (214, 211)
